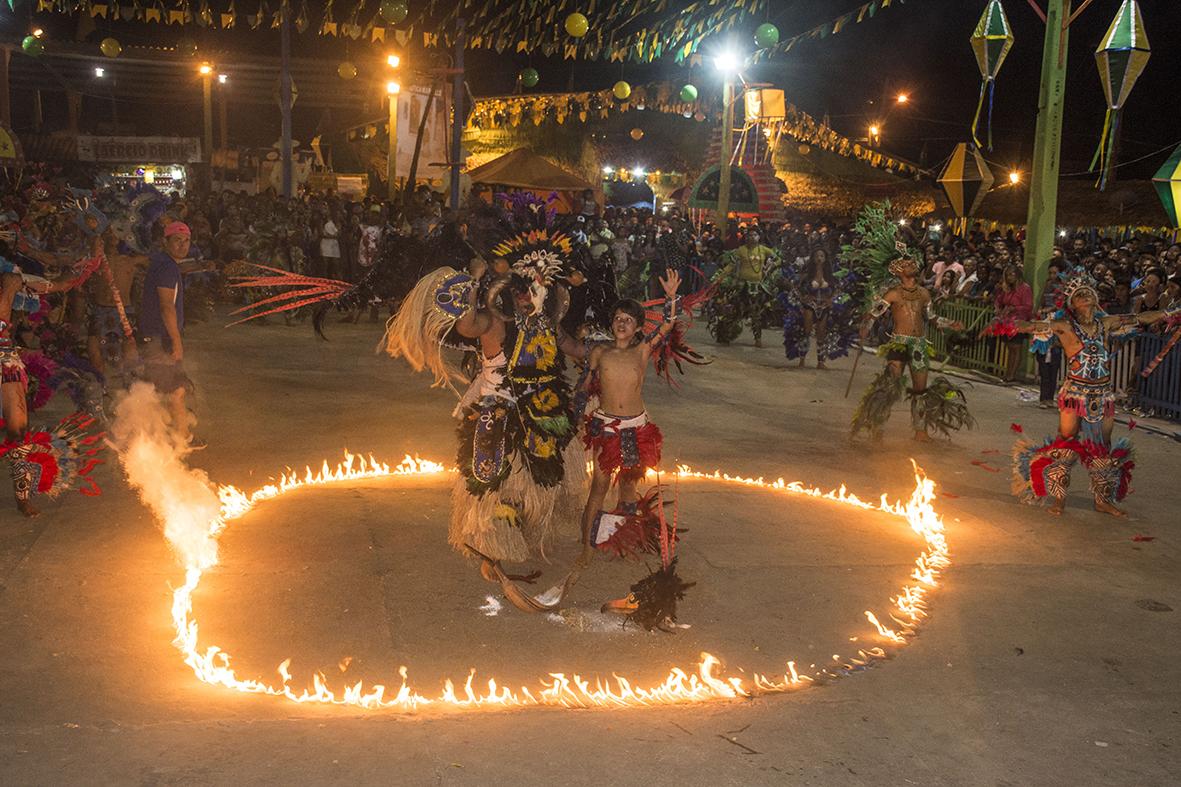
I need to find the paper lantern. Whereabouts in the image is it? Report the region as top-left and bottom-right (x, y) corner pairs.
(613, 80), (631, 100)
(21, 35), (44, 57)
(630, 128), (644, 140)
(1150, 144), (1181, 228)
(519, 68), (539, 88)
(380, 1), (409, 24)
(969, 0), (1014, 151)
(1092, 0), (1150, 190)
(755, 23), (780, 49)
(100, 37), (122, 58)
(338, 62), (357, 80)
(937, 143), (994, 217)
(798, 144), (811, 155)
(177, 38), (198, 58)
(565, 12), (589, 38)
(679, 84), (698, 102)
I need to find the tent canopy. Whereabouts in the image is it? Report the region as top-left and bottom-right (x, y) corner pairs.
(466, 148), (593, 191)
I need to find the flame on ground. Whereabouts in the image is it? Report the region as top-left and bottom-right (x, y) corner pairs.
(115, 389), (949, 713)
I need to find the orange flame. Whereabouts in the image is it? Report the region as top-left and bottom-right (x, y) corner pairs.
(162, 453), (948, 712)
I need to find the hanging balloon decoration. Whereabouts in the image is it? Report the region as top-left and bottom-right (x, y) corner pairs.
(1151, 144), (1181, 229)
(630, 128), (644, 141)
(754, 23), (780, 49)
(613, 80), (632, 100)
(968, 0), (1014, 152)
(679, 84), (698, 103)
(100, 38), (122, 58)
(21, 35), (45, 57)
(937, 143), (995, 218)
(379, 1), (409, 24)
(1091, 0), (1150, 190)
(565, 12), (589, 38)
(338, 62), (358, 80)
(519, 67), (540, 88)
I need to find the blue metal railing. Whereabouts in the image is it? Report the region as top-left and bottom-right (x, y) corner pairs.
(1135, 331), (1181, 420)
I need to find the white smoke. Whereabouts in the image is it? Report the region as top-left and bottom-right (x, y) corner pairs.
(111, 382), (221, 571)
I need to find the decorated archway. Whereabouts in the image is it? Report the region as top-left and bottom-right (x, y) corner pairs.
(688, 165), (759, 214)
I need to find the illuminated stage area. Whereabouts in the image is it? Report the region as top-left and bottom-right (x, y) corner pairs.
(0, 318), (1176, 783)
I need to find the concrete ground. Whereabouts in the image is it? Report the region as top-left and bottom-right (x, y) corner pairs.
(1, 312), (1177, 786)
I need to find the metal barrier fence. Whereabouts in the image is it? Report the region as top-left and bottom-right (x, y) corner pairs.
(926, 298), (1021, 379)
(1136, 331), (1181, 420)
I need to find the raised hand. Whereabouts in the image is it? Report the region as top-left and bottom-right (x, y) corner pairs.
(660, 268), (681, 298)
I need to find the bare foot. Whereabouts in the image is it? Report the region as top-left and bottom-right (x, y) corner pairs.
(913, 431), (932, 443)
(1048, 498), (1065, 516)
(16, 499), (39, 518)
(1093, 498), (1128, 518)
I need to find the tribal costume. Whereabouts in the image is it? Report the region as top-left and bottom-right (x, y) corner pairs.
(1012, 274), (1159, 511)
(708, 240), (780, 345)
(845, 202), (974, 441)
(384, 212), (586, 566)
(780, 263), (860, 363)
(584, 410), (662, 484)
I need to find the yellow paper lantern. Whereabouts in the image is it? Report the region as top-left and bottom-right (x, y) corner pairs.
(565, 13), (589, 38)
(613, 80), (631, 100)
(100, 38), (122, 58)
(630, 127), (644, 140)
(338, 62), (357, 80)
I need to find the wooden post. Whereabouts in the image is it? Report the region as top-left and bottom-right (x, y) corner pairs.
(279, 0), (294, 198)
(67, 90), (82, 134)
(715, 79), (734, 230)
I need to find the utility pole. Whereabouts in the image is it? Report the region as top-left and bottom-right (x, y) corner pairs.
(716, 79), (734, 231)
(1022, 0), (1091, 305)
(450, 18), (466, 209)
(279, 0), (294, 199)
(200, 67), (213, 161)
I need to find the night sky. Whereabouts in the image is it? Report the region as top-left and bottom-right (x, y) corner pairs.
(9, 0), (1181, 180)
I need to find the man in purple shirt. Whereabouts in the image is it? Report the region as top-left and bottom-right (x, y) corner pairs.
(138, 221), (192, 439)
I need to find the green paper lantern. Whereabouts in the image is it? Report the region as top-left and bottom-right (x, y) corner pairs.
(679, 84), (698, 102)
(1150, 144), (1181, 228)
(613, 80), (631, 100)
(21, 35), (44, 57)
(519, 67), (539, 88)
(338, 62), (358, 80)
(177, 38), (198, 58)
(564, 12), (589, 38)
(379, 1), (409, 25)
(100, 37), (122, 58)
(754, 22), (780, 49)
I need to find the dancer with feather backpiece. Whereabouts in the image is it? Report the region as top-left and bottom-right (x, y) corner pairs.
(846, 202), (973, 442)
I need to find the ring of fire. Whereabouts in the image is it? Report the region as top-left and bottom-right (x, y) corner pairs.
(170, 453), (950, 712)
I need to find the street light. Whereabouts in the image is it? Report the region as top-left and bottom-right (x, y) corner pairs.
(896, 93), (909, 104)
(868, 124), (880, 138)
(94, 67), (105, 78)
(713, 48), (744, 230)
(386, 49), (401, 200)
(1009, 170), (1021, 185)
(199, 64), (214, 164)
(632, 167), (646, 179)
(217, 73), (228, 84)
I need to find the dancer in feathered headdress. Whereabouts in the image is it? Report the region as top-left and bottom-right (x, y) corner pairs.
(383, 195), (588, 585)
(1008, 272), (1180, 516)
(845, 202), (974, 442)
(780, 246), (862, 368)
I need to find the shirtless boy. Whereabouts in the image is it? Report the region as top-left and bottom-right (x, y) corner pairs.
(86, 226), (146, 379)
(579, 269), (680, 545)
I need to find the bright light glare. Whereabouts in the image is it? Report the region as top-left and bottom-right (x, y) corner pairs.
(932, 223), (943, 232)
(386, 81), (401, 95)
(94, 67), (105, 78)
(199, 64), (213, 75)
(898, 219), (908, 226)
(218, 73), (228, 84)
(387, 54), (401, 68)
(1058, 230), (1068, 238)
(32, 28), (44, 38)
(632, 167), (646, 178)
(602, 165), (614, 174)
(869, 125), (880, 137)
(714, 50), (741, 74)
(1009, 171), (1021, 184)
(896, 93), (909, 104)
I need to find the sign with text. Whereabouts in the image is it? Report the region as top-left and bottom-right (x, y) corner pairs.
(76, 136), (203, 164)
